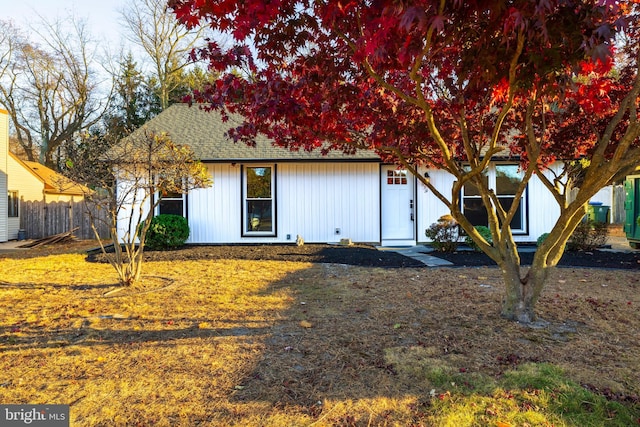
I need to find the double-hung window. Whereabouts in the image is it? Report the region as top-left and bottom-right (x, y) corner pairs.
(462, 164), (527, 234)
(158, 191), (185, 216)
(158, 179), (186, 217)
(243, 165), (275, 235)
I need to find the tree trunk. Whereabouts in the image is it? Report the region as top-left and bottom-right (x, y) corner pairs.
(500, 262), (550, 323)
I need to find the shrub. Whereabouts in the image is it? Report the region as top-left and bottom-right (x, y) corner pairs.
(144, 214), (190, 250)
(465, 225), (492, 252)
(537, 233), (550, 247)
(425, 215), (459, 252)
(567, 219), (607, 251)
(537, 232), (570, 251)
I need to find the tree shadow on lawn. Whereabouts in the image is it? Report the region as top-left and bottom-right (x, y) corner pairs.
(229, 263), (640, 419)
(0, 281), (116, 291)
(0, 318), (273, 351)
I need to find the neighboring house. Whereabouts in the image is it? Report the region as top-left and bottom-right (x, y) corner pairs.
(6, 152), (86, 240)
(118, 103), (568, 246)
(0, 109), (8, 242)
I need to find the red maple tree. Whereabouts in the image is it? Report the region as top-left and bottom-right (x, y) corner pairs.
(169, 0), (640, 322)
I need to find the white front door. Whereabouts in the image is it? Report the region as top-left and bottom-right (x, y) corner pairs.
(381, 166), (415, 243)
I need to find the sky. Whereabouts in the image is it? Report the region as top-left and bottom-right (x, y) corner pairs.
(0, 0), (129, 46)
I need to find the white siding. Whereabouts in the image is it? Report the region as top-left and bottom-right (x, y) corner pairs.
(0, 111), (8, 242)
(116, 176), (152, 241)
(416, 163), (563, 243)
(416, 167), (456, 241)
(187, 163), (240, 243)
(6, 154), (44, 240)
(279, 162), (379, 244)
(187, 162), (380, 244)
(118, 159), (567, 246)
(526, 164), (563, 240)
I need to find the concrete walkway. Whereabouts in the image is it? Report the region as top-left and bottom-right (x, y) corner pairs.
(376, 245), (454, 266)
(0, 240), (31, 254)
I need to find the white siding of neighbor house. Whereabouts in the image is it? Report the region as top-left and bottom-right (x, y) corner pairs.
(417, 163), (563, 243)
(0, 111), (7, 242)
(7, 154), (42, 240)
(6, 154), (86, 240)
(187, 162), (380, 244)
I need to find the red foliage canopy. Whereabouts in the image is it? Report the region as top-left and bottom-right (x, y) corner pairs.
(168, 0), (639, 171)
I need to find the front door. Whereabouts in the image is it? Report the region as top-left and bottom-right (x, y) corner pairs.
(381, 166), (415, 243)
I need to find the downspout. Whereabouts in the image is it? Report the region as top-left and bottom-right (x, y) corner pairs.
(42, 188), (46, 239)
(69, 195), (74, 235)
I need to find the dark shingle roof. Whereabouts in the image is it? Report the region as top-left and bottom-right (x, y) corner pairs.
(128, 104), (380, 162)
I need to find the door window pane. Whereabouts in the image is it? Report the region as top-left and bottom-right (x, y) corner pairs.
(386, 170), (407, 185)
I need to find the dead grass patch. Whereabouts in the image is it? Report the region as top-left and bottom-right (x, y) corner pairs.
(0, 246), (639, 426)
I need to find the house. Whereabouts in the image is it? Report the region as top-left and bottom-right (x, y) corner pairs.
(0, 109), (8, 242)
(119, 103), (564, 246)
(5, 152), (86, 241)
(1, 108), (90, 242)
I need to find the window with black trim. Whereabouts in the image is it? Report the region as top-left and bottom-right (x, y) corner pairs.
(244, 166), (275, 235)
(158, 179), (186, 216)
(462, 165), (527, 233)
(8, 191), (18, 217)
(158, 190), (185, 216)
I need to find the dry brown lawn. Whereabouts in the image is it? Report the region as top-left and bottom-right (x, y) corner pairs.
(0, 241), (639, 426)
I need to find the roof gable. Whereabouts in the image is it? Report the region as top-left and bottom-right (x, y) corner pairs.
(126, 104), (381, 162)
(9, 152), (87, 195)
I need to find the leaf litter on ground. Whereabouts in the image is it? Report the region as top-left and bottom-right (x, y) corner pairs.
(0, 241), (638, 426)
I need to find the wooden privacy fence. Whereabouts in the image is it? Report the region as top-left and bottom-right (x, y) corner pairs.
(612, 184), (625, 224)
(20, 200), (110, 240)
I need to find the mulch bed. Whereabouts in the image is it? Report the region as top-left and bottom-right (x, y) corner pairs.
(88, 243), (640, 269)
(429, 247), (640, 269)
(88, 243), (426, 268)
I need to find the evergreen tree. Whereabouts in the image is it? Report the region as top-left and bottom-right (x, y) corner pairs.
(104, 53), (161, 142)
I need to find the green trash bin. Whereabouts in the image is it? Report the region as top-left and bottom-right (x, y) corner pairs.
(587, 204), (609, 223)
